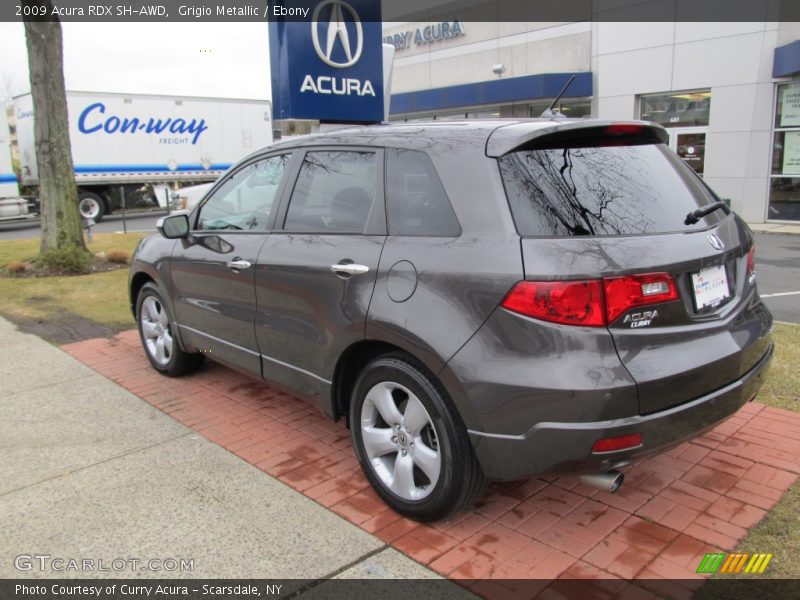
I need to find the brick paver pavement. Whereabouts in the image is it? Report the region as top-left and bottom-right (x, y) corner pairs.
(63, 331), (800, 596)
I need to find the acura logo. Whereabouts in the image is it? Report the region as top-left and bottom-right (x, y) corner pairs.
(707, 233), (725, 251)
(311, 1), (363, 68)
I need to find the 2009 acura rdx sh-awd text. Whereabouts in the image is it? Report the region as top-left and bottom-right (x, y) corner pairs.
(129, 119), (773, 521)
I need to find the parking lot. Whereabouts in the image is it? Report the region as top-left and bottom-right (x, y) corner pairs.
(754, 231), (800, 323)
(0, 210), (165, 240)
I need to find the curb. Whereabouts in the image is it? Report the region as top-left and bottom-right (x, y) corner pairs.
(750, 224), (800, 235)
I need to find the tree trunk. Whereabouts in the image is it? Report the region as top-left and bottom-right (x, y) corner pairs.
(23, 3), (86, 254)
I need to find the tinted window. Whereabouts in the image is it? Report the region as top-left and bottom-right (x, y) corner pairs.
(498, 144), (722, 237)
(386, 149), (460, 236)
(197, 154), (289, 231)
(284, 151), (376, 234)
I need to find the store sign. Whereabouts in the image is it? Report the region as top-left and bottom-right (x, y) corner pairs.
(269, 0), (384, 123)
(383, 19), (465, 51)
(780, 83), (800, 127)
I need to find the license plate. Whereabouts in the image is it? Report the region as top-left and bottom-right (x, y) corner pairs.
(692, 265), (730, 310)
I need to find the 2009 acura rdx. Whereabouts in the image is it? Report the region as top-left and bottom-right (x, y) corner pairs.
(129, 119), (773, 521)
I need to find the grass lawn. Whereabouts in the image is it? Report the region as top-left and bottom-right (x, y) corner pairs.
(0, 232), (146, 330)
(757, 322), (800, 413)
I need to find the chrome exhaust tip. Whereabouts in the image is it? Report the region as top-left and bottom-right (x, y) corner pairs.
(579, 471), (624, 493)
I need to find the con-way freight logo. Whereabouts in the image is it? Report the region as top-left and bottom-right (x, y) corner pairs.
(77, 103), (208, 145)
(696, 552), (774, 574)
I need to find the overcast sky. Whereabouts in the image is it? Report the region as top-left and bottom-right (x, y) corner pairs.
(0, 22), (272, 101)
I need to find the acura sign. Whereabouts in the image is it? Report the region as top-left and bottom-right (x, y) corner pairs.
(269, 0), (384, 123)
(311, 1), (363, 68)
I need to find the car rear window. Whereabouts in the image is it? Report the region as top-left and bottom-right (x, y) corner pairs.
(498, 143), (724, 237)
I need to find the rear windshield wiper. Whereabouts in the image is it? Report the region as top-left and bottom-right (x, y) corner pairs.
(684, 200), (729, 225)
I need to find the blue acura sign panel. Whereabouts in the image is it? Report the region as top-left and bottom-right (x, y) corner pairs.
(269, 0), (384, 123)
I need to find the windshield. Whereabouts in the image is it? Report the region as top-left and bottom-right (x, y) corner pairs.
(498, 143), (724, 237)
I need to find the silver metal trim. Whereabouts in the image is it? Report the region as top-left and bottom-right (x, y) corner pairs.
(467, 429), (525, 441)
(707, 233), (724, 251)
(180, 324), (332, 384)
(226, 259), (253, 270)
(330, 263), (370, 275)
(259, 353), (332, 385)
(579, 471), (624, 493)
(178, 324), (261, 357)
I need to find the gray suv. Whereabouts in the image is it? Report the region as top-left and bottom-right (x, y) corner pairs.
(129, 120), (773, 521)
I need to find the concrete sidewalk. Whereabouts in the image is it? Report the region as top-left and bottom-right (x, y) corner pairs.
(0, 316), (439, 581)
(749, 223), (800, 235)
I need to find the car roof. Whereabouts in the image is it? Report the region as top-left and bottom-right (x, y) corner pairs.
(243, 118), (667, 161)
(265, 118), (553, 153)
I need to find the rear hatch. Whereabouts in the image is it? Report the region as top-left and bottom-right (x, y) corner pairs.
(493, 121), (773, 415)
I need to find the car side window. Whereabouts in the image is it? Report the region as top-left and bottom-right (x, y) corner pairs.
(284, 151), (377, 234)
(196, 154), (290, 231)
(386, 148), (460, 237)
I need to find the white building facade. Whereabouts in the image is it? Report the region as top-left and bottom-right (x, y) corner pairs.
(384, 21), (800, 224)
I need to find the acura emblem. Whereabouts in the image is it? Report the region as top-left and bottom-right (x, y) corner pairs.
(707, 233), (724, 251)
(311, 1), (363, 68)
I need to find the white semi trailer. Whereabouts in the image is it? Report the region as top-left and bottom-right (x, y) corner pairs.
(14, 91), (272, 221)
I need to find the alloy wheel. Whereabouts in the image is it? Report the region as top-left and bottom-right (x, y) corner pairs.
(360, 381), (441, 501)
(140, 296), (173, 366)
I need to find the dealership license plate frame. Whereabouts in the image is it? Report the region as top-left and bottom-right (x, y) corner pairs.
(691, 264), (730, 310)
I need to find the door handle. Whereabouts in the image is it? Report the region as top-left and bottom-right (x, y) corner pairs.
(330, 263), (369, 276)
(226, 259), (252, 271)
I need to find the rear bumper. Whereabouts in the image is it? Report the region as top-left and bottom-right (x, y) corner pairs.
(469, 342), (774, 481)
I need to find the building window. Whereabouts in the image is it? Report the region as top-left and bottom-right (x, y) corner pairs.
(769, 82), (800, 221)
(640, 91), (711, 128)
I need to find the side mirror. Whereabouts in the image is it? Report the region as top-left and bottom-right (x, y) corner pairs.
(157, 213), (190, 239)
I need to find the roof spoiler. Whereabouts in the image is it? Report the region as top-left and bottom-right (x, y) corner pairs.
(485, 120), (668, 157)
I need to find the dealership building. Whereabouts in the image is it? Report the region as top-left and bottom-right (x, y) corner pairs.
(383, 21), (800, 223)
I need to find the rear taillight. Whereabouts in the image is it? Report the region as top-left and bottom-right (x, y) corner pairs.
(500, 280), (606, 327)
(746, 244), (756, 280)
(604, 273), (678, 324)
(501, 272), (679, 326)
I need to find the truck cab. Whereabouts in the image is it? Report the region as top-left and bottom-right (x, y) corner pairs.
(0, 106), (30, 222)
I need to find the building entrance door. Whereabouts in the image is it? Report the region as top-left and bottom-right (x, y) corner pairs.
(668, 127), (707, 177)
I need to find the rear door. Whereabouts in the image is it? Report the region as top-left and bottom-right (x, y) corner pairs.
(254, 148), (386, 410)
(497, 126), (773, 414)
(170, 153), (291, 376)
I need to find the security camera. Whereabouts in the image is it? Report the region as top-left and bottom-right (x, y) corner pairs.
(492, 63), (506, 76)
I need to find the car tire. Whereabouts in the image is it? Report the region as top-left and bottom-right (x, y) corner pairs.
(136, 282), (203, 377)
(350, 354), (487, 522)
(78, 191), (106, 222)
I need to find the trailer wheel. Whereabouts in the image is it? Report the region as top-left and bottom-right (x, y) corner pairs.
(78, 191), (106, 222)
